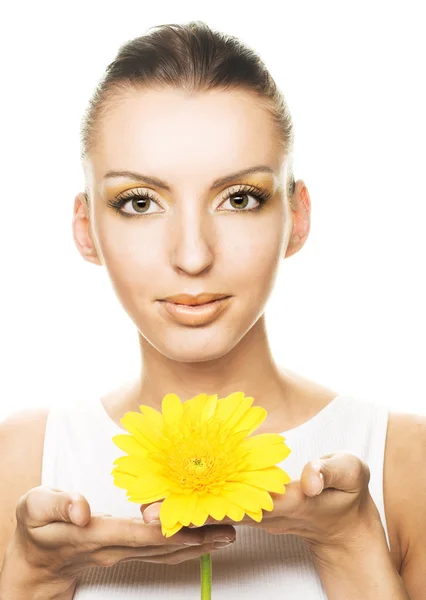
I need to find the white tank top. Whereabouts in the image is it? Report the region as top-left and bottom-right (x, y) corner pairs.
(41, 394), (391, 599)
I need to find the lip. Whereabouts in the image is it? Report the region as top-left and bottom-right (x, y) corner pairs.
(158, 296), (231, 326)
(161, 293), (230, 306)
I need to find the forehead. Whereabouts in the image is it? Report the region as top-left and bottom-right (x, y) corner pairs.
(89, 88), (285, 189)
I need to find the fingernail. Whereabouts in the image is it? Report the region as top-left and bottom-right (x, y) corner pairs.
(148, 519), (160, 525)
(214, 536), (233, 543)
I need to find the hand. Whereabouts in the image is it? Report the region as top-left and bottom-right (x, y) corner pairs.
(141, 452), (382, 554)
(0, 486), (237, 598)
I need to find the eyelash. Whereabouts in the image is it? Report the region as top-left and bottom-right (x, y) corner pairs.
(106, 184), (272, 219)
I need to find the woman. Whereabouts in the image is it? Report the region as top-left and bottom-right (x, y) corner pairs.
(0, 20), (423, 599)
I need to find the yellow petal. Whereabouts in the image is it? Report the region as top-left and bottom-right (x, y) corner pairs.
(139, 456), (167, 474)
(215, 392), (250, 427)
(139, 404), (164, 429)
(225, 502), (246, 521)
(200, 395), (218, 422)
(199, 493), (229, 521)
(127, 490), (168, 503)
(126, 472), (170, 497)
(160, 493), (196, 529)
(191, 499), (209, 526)
(242, 432), (289, 451)
(182, 393), (209, 425)
(219, 488), (259, 513)
(243, 508), (263, 522)
(241, 435), (292, 470)
(112, 455), (165, 483)
(180, 492), (198, 527)
(221, 396), (256, 431)
(112, 434), (150, 458)
(111, 472), (137, 490)
(159, 493), (198, 528)
(231, 406), (267, 436)
(220, 482), (273, 512)
(120, 412), (162, 453)
(243, 448), (290, 471)
(111, 454), (145, 476)
(161, 393), (183, 428)
(224, 428), (252, 447)
(233, 466), (291, 493)
(163, 521), (184, 537)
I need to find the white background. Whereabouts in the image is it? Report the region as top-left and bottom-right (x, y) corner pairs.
(0, 1), (424, 421)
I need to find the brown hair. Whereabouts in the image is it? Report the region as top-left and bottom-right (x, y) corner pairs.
(80, 20), (296, 204)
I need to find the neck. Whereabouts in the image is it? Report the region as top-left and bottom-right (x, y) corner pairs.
(133, 315), (289, 414)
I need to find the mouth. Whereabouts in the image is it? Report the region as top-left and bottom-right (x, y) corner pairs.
(159, 293), (230, 306)
(161, 296), (230, 307)
(157, 296), (231, 326)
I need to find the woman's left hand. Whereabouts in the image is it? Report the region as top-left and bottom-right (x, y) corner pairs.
(141, 452), (383, 553)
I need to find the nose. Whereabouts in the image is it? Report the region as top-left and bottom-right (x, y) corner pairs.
(169, 207), (214, 276)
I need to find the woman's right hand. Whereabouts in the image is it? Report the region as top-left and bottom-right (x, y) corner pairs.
(0, 486), (237, 598)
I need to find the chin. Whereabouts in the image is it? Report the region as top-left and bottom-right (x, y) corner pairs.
(148, 328), (238, 363)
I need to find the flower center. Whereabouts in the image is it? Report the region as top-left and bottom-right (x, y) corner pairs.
(186, 455), (211, 480)
(163, 423), (248, 494)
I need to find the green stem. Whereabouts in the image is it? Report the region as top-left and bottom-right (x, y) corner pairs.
(200, 553), (212, 599)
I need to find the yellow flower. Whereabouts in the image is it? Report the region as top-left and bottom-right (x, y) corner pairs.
(111, 392), (292, 538)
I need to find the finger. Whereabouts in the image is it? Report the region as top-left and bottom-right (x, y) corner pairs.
(300, 461), (325, 497)
(92, 543), (222, 568)
(99, 518), (236, 546)
(92, 538), (222, 567)
(32, 515), (237, 551)
(16, 486), (91, 528)
(124, 541), (228, 565)
(93, 518), (237, 548)
(302, 452), (370, 497)
(140, 501), (162, 523)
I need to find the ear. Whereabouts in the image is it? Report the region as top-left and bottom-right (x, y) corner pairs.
(285, 180), (311, 258)
(72, 192), (103, 266)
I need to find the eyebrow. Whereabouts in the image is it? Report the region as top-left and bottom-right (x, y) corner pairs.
(103, 165), (274, 191)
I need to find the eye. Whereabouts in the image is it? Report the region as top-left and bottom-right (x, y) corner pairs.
(217, 184), (272, 212)
(107, 189), (163, 218)
(218, 192), (261, 211)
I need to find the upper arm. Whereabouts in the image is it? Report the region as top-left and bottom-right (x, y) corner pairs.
(0, 408), (49, 570)
(390, 412), (426, 598)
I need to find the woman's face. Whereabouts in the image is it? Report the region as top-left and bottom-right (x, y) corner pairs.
(82, 87), (297, 362)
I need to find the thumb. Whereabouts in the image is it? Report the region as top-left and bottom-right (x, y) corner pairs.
(67, 492), (91, 527)
(18, 486), (91, 528)
(302, 452), (370, 497)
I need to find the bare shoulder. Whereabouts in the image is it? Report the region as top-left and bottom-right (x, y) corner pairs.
(0, 408), (49, 568)
(384, 410), (426, 579)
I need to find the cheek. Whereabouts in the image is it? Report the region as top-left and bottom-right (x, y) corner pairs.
(224, 226), (283, 292)
(96, 225), (161, 294)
